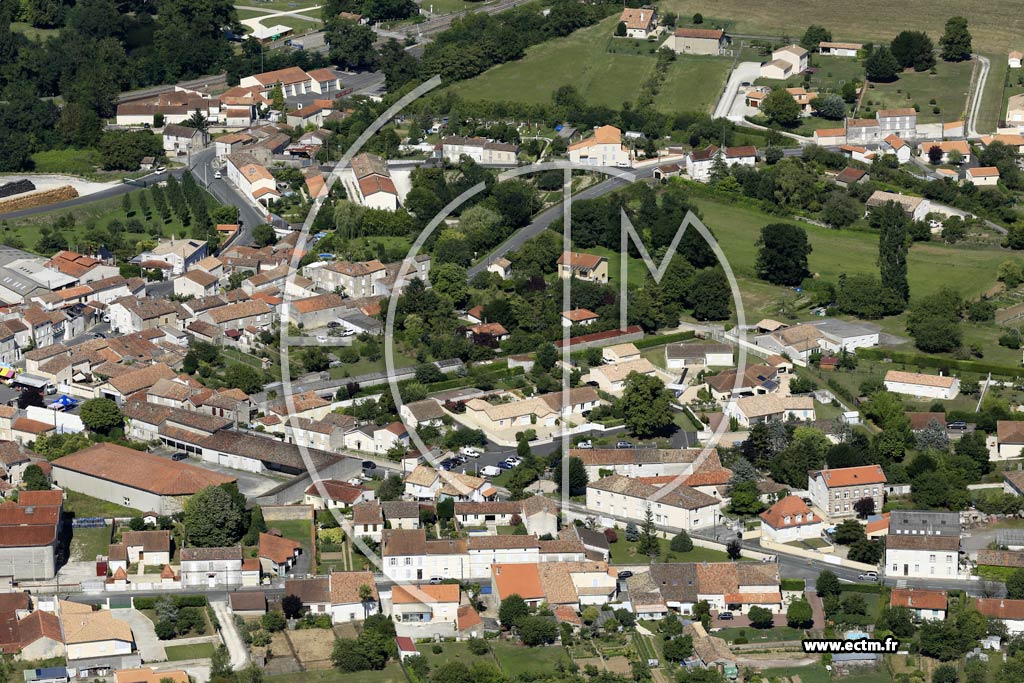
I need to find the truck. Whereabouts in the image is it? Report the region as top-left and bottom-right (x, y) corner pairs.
(480, 465), (502, 477)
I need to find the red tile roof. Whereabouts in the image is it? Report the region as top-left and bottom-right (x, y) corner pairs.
(890, 588), (946, 611)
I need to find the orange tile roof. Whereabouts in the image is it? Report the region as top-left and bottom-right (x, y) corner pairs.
(723, 592), (782, 604)
(457, 603), (482, 631)
(52, 442), (234, 495)
(557, 251), (605, 269)
(258, 532), (301, 564)
(976, 598), (1024, 620)
(562, 308), (599, 322)
(816, 465), (887, 488)
(759, 496), (817, 529)
(890, 588), (946, 611)
(392, 583), (460, 604)
(492, 563), (544, 600)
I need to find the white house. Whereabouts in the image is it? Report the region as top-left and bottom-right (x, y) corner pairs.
(587, 357), (659, 396)
(966, 166), (1000, 186)
(885, 533), (960, 579)
(882, 134), (912, 163)
(391, 583), (460, 624)
(759, 496), (823, 543)
(993, 422), (1024, 461)
(1010, 51), (1023, 68)
(884, 370), (960, 400)
(328, 571), (380, 624)
(162, 125), (206, 157)
(225, 153), (279, 206)
(890, 588), (947, 621)
(586, 474), (721, 531)
(819, 41), (862, 57)
(664, 342), (733, 369)
(568, 125), (632, 167)
(976, 599), (1024, 634)
(617, 8), (657, 39)
(761, 45), (808, 80)
(726, 394), (815, 428)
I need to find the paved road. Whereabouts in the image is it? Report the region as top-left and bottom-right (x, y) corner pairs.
(966, 54), (991, 139)
(112, 607), (167, 661)
(190, 147), (263, 247)
(210, 600), (249, 671)
(714, 61), (762, 121)
(467, 169), (653, 278)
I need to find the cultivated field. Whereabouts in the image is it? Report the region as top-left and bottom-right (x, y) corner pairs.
(449, 16), (730, 113)
(663, 0), (1024, 52)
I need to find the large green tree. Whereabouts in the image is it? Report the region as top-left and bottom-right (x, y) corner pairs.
(621, 373), (673, 438)
(79, 398), (122, 434)
(940, 17), (972, 61)
(755, 222), (811, 286)
(866, 46), (899, 81)
(876, 201), (910, 305)
(183, 485), (244, 547)
(553, 456), (588, 496)
(891, 30), (936, 71)
(761, 87), (802, 127)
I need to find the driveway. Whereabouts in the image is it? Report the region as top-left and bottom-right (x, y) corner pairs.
(713, 62), (762, 120)
(112, 609), (166, 662)
(210, 600), (249, 671)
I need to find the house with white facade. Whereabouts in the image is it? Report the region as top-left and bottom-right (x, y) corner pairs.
(885, 533), (961, 579)
(884, 370), (960, 400)
(890, 588), (947, 621)
(725, 394), (815, 428)
(586, 474), (721, 531)
(567, 126), (632, 167)
(759, 496), (823, 543)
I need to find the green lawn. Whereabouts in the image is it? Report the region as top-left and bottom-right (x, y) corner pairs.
(234, 0), (321, 12)
(861, 61), (975, 124)
(423, 0), (491, 14)
(69, 525), (112, 562)
(64, 491), (143, 519)
(608, 537), (733, 564)
(716, 626), (806, 642)
(490, 641), (571, 676)
(327, 353), (417, 379)
(757, 54), (864, 95)
(414, 641), (482, 667)
(690, 194), (1008, 305)
(266, 668), (405, 683)
(10, 21), (60, 40)
(237, 10), (322, 33)
(164, 642), (217, 661)
(982, 52), (1013, 133)
(449, 16), (729, 113)
(761, 665), (832, 683)
(585, 245), (648, 287)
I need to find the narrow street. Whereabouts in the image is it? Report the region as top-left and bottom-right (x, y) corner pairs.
(210, 600), (249, 671)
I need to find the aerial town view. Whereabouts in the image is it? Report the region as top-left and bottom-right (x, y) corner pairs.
(6, 1), (1024, 683)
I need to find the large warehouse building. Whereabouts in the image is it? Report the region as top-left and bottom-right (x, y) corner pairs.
(51, 443), (235, 515)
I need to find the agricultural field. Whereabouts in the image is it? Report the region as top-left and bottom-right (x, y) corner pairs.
(449, 16), (730, 113)
(662, 0), (1024, 52)
(0, 189), (198, 255)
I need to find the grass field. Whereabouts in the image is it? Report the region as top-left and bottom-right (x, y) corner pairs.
(689, 194), (1008, 309)
(267, 667), (405, 683)
(758, 55), (864, 94)
(449, 16), (729, 113)
(716, 626), (806, 642)
(10, 21), (59, 40)
(608, 537), (733, 564)
(235, 0), (320, 11)
(327, 353), (418, 379)
(164, 642), (217, 661)
(267, 518), (314, 558)
(64, 491), (143, 519)
(661, 0), (1024, 52)
(490, 641), (571, 676)
(860, 61), (975, 124)
(237, 10), (322, 34)
(1, 190), (194, 254)
(69, 525), (112, 562)
(981, 53), (1012, 131)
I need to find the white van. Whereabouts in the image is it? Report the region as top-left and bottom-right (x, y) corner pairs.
(480, 465), (502, 477)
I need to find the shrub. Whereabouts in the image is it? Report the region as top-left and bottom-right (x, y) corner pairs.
(432, 644), (443, 654)
(603, 528), (618, 544)
(467, 637), (489, 655)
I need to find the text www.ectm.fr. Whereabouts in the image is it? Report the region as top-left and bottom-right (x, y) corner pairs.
(802, 637), (900, 654)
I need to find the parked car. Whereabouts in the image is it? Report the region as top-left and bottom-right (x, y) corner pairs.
(171, 453), (188, 461)
(617, 570), (633, 579)
(616, 440), (634, 449)
(361, 461), (376, 470)
(858, 571), (879, 581)
(504, 457), (522, 467)
(577, 440), (593, 449)
(213, 170), (222, 179)
(948, 421), (968, 430)
(428, 577), (444, 584)
(327, 321), (341, 328)
(459, 446), (483, 458)
(496, 461), (513, 470)
(481, 465), (503, 477)
(718, 612), (734, 621)
(316, 335), (327, 343)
